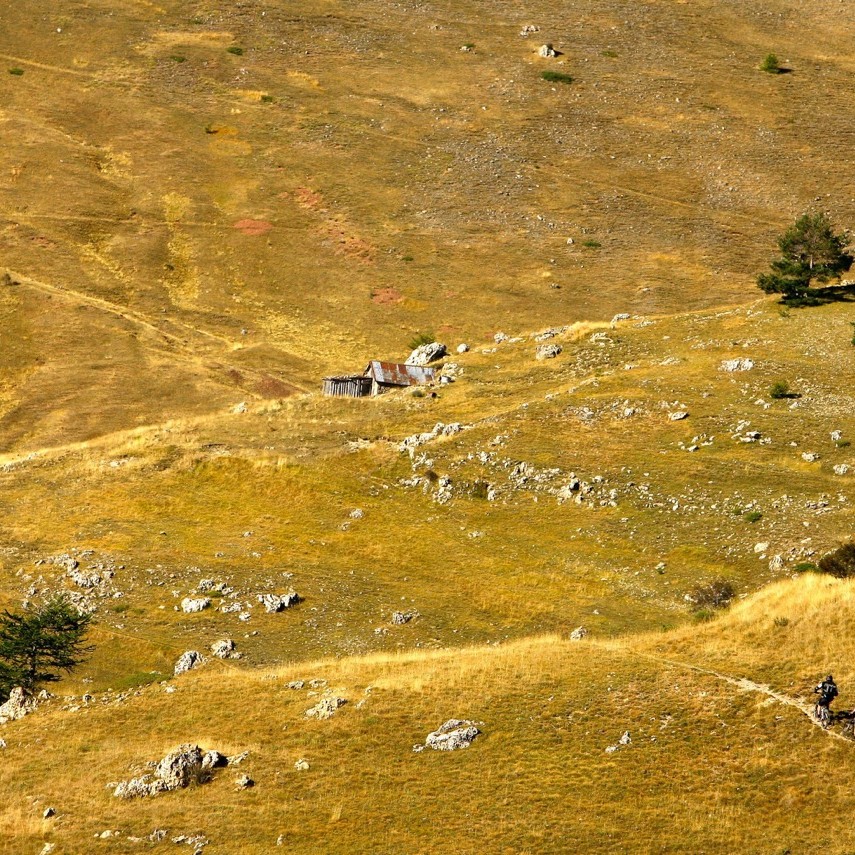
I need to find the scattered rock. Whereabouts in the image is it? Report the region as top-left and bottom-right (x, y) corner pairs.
(391, 610), (417, 626)
(610, 313), (631, 326)
(406, 342), (446, 366)
(415, 719), (482, 752)
(201, 750), (228, 771)
(349, 508), (364, 519)
(257, 592), (300, 613)
(769, 555), (784, 571)
(802, 452), (821, 463)
(287, 680), (305, 690)
(149, 830), (168, 843)
(43, 807), (56, 818)
(538, 43), (557, 57)
(569, 626), (589, 641)
(181, 597), (211, 614)
(0, 687), (38, 723)
(294, 758), (310, 771)
(668, 411), (689, 421)
(0, 738), (6, 749)
(719, 358), (755, 372)
(174, 651), (204, 676)
(754, 542), (770, 554)
(834, 464), (850, 476)
(235, 774), (254, 790)
(535, 344), (562, 361)
(210, 639), (240, 659)
(605, 731), (632, 753)
(305, 697), (347, 720)
(456, 343), (469, 353)
(519, 24), (539, 36)
(40, 845), (55, 855)
(232, 401), (248, 414)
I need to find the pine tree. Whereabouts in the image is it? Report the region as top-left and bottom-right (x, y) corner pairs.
(757, 212), (852, 300)
(0, 597), (93, 701)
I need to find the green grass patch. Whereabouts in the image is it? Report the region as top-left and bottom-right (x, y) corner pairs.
(227, 46), (244, 56)
(541, 70), (573, 84)
(8, 68), (24, 76)
(107, 671), (165, 691)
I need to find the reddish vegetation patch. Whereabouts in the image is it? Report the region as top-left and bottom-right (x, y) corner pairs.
(319, 220), (374, 263)
(292, 187), (324, 210)
(256, 375), (293, 398)
(372, 287), (403, 305)
(233, 219), (272, 236)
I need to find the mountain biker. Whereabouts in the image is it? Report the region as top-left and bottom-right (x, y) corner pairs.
(814, 675), (839, 722)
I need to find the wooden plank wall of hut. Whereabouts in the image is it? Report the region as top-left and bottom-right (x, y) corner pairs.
(322, 376), (372, 398)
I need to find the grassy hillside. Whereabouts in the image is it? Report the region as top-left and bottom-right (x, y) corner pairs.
(1, 0), (855, 851)
(2, 0), (855, 451)
(5, 598), (855, 854)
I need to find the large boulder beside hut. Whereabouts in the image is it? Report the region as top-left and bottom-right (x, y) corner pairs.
(406, 342), (447, 366)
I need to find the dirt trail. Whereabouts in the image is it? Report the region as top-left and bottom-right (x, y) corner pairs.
(622, 647), (851, 743)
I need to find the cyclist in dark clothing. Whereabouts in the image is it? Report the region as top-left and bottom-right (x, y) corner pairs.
(814, 675), (838, 726)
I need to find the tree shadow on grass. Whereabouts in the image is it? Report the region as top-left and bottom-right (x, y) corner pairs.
(781, 282), (855, 308)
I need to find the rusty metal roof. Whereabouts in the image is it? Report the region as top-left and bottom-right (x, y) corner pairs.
(364, 361), (436, 386)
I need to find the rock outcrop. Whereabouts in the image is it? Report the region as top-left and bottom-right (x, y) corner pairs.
(112, 744), (236, 799)
(413, 719), (482, 752)
(406, 342), (446, 366)
(257, 592), (300, 613)
(535, 344), (562, 360)
(210, 639), (241, 659)
(0, 687), (39, 723)
(174, 651), (204, 676)
(305, 697), (347, 720)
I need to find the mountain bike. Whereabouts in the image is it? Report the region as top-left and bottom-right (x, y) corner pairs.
(814, 702), (831, 728)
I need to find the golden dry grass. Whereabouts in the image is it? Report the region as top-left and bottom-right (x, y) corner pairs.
(1, 0), (855, 850)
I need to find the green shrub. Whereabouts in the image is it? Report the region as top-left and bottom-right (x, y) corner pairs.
(541, 70), (573, 84)
(794, 561), (819, 573)
(408, 331), (435, 350)
(818, 543), (855, 579)
(692, 608), (716, 623)
(836, 439), (851, 448)
(773, 616), (790, 627)
(227, 46), (244, 55)
(769, 380), (790, 399)
(260, 94), (274, 103)
(601, 50), (618, 58)
(743, 510), (763, 523)
(410, 388), (425, 398)
(170, 55), (186, 63)
(688, 579), (735, 610)
(582, 239), (602, 249)
(760, 53), (781, 74)
(402, 255), (414, 262)
(8, 68), (23, 76)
